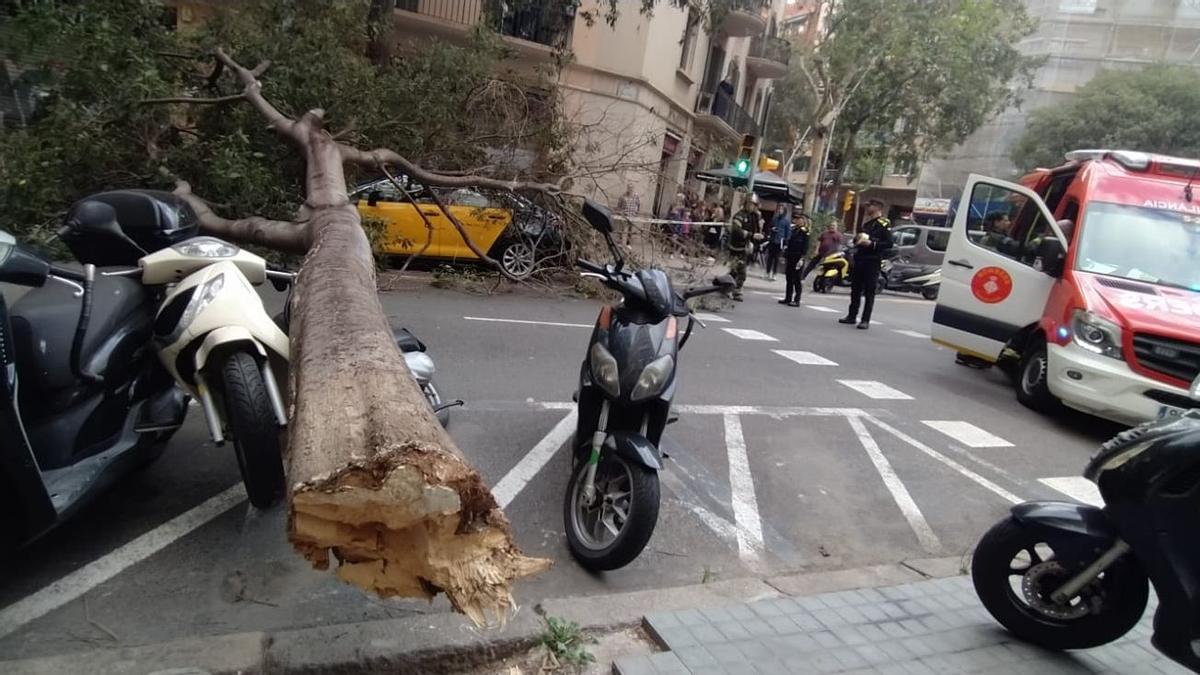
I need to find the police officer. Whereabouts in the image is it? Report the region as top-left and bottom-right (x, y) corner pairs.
(726, 198), (762, 301)
(778, 213), (811, 307)
(839, 199), (893, 329)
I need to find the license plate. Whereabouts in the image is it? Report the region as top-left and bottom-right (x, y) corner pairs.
(1158, 405), (1186, 420)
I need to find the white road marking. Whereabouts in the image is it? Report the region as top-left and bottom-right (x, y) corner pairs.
(751, 290), (778, 296)
(1039, 476), (1103, 507)
(847, 416), (941, 553)
(772, 350), (839, 366)
(491, 410), (578, 509)
(838, 380), (913, 400)
(893, 329), (930, 339)
(804, 305), (839, 313)
(0, 485), (246, 640)
(521, 400), (865, 417)
(681, 502), (740, 546)
(692, 312), (730, 323)
(723, 414), (765, 571)
(722, 328), (778, 341)
(921, 421), (1013, 448)
(463, 316), (591, 328)
(866, 416), (1023, 504)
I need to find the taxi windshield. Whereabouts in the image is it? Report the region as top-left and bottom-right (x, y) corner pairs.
(1075, 202), (1200, 291)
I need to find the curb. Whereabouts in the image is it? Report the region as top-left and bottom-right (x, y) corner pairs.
(0, 556), (967, 674)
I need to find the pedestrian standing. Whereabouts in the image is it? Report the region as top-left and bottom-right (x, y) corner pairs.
(726, 200), (761, 301)
(764, 206), (788, 281)
(803, 220), (844, 279)
(839, 200), (893, 330)
(616, 183), (640, 247)
(705, 202), (724, 249)
(779, 213), (811, 307)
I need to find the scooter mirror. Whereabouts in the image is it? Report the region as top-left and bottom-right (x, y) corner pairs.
(582, 199), (615, 235)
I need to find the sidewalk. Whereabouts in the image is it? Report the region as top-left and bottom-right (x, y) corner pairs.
(613, 571), (1182, 675)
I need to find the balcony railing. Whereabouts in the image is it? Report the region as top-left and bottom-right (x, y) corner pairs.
(750, 35), (791, 67)
(396, 0), (572, 49)
(695, 88), (758, 137)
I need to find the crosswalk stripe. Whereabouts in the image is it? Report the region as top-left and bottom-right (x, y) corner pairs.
(772, 350), (838, 366)
(1038, 477), (1103, 507)
(722, 328), (778, 341)
(922, 421), (1013, 448)
(804, 305), (839, 313)
(838, 380), (913, 400)
(893, 329), (930, 339)
(693, 312), (730, 323)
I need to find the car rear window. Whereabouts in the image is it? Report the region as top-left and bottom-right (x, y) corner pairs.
(926, 229), (949, 252)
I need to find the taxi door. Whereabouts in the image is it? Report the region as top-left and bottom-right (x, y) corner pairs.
(932, 174), (1068, 361)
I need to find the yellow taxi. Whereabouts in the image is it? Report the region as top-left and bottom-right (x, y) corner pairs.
(353, 175), (554, 278)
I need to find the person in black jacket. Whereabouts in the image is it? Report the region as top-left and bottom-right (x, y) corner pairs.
(839, 200), (893, 329)
(778, 213), (811, 307)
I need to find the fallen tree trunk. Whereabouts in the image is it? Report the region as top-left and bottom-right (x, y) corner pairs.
(172, 49), (550, 624)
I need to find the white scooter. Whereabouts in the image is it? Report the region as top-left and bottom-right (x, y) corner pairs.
(137, 236), (291, 507)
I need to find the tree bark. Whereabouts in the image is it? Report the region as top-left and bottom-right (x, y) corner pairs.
(803, 128), (826, 215)
(185, 49), (549, 625)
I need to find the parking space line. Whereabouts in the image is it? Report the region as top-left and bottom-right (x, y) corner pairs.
(893, 329), (930, 339)
(0, 485), (246, 640)
(723, 413), (766, 571)
(692, 312), (730, 323)
(837, 380), (913, 400)
(522, 401), (869, 417)
(772, 350), (838, 366)
(721, 328), (778, 341)
(463, 316), (592, 328)
(491, 410), (578, 509)
(847, 416), (941, 553)
(921, 421), (1013, 448)
(1038, 476), (1103, 507)
(865, 416), (1023, 504)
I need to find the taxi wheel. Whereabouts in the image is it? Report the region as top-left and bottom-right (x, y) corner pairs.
(1016, 339), (1062, 414)
(497, 239), (536, 279)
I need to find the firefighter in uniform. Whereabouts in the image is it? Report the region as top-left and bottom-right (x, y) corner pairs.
(839, 199), (893, 329)
(726, 199), (762, 301)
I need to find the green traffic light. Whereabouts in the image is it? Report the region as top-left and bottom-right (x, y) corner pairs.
(735, 159), (750, 174)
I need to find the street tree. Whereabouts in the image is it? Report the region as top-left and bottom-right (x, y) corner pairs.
(1011, 64), (1200, 172)
(767, 0), (1037, 214)
(0, 0), (572, 624)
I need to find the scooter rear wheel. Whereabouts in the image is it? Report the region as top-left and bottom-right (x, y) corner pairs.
(221, 351), (286, 509)
(971, 516), (1148, 650)
(564, 453), (659, 571)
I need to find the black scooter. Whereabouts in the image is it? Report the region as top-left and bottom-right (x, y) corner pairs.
(972, 408), (1200, 672)
(563, 200), (733, 571)
(0, 231), (186, 550)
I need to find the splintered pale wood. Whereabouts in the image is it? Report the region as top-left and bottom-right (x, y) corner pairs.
(285, 205), (550, 625)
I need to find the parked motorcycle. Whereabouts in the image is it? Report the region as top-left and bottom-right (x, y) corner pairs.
(812, 248), (851, 293)
(883, 261), (941, 300)
(564, 199), (734, 571)
(971, 407), (1200, 672)
(0, 231), (186, 549)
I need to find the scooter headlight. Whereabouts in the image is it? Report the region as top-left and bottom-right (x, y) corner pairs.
(1071, 309), (1123, 360)
(631, 355), (674, 402)
(178, 273), (226, 332)
(173, 237), (240, 258)
(589, 342), (620, 398)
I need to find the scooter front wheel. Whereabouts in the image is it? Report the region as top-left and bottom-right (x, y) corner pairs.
(563, 453), (659, 571)
(971, 517), (1148, 650)
(221, 351), (286, 509)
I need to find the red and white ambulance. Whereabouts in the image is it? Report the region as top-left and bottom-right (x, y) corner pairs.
(932, 150), (1200, 425)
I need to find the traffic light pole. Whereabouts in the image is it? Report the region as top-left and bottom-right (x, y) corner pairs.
(745, 90), (773, 196)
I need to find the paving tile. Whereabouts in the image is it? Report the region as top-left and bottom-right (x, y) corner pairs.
(858, 587), (887, 603)
(854, 643), (893, 666)
(764, 615), (798, 636)
(648, 651), (690, 674)
(727, 605), (756, 621)
(656, 626), (698, 649)
(732, 639), (774, 661)
(897, 600), (926, 616)
(752, 661), (793, 675)
(813, 608), (848, 629)
(858, 603), (889, 622)
(690, 623), (725, 646)
(649, 611), (681, 630)
(677, 609), (707, 627)
(715, 621), (753, 642)
(820, 591), (850, 608)
(812, 630), (843, 649)
(830, 646), (869, 670)
(796, 595), (829, 611)
(740, 617), (774, 639)
(791, 612), (823, 632)
(876, 639), (912, 662)
(917, 614), (951, 633)
(834, 605), (870, 625)
(898, 619), (926, 636)
(701, 606), (735, 623)
(613, 655), (657, 675)
(897, 636), (935, 658)
(707, 643), (743, 665)
(775, 632), (820, 654)
(674, 645), (718, 669)
(879, 621), (910, 639)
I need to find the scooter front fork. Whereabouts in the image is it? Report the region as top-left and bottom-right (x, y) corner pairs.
(581, 400), (609, 506)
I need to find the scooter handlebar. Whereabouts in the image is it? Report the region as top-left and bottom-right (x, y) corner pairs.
(576, 259), (605, 275)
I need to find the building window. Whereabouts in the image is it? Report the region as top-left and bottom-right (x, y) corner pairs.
(679, 10), (700, 70)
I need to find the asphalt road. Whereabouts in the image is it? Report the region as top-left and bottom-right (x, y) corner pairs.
(0, 271), (1126, 661)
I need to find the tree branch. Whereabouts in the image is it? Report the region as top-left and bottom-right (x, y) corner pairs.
(378, 165), (434, 273)
(141, 93), (246, 106)
(342, 147), (561, 194)
(173, 181), (308, 254)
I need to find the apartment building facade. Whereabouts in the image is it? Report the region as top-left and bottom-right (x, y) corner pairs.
(389, 1), (789, 217)
(917, 0), (1200, 201)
